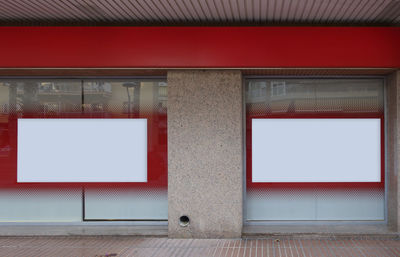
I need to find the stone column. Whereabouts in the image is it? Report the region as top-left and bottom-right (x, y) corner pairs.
(387, 70), (400, 231)
(167, 70), (243, 238)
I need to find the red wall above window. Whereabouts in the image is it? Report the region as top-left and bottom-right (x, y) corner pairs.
(0, 27), (399, 68)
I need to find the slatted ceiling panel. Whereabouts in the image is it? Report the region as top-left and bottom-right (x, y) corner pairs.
(340, 0), (359, 21)
(222, 0), (234, 21)
(102, 2), (126, 20)
(209, 0), (219, 20)
(287, 0), (297, 21)
(194, 1), (209, 20)
(270, 0), (278, 21)
(390, 4), (400, 22)
(246, 0), (254, 21)
(283, 0), (295, 22)
(355, 0), (376, 21)
(369, 0), (396, 22)
(131, 1), (155, 21)
(233, 0), (242, 20)
(190, 0), (203, 19)
(0, 0), (399, 25)
(285, 0), (297, 22)
(199, 1), (214, 21)
(258, 0), (266, 20)
(358, 0), (378, 21)
(299, 0), (314, 22)
(146, 1), (167, 21)
(374, 0), (396, 21)
(359, 0), (381, 21)
(217, 1), (227, 21)
(221, 0), (234, 21)
(151, 0), (170, 21)
(276, 0), (284, 21)
(316, 1), (330, 22)
(361, 0), (382, 22)
(188, 0), (202, 20)
(273, 0), (281, 21)
(115, 1), (139, 21)
(154, 1), (174, 21)
(121, 1), (143, 21)
(323, 0), (338, 22)
(318, 1), (336, 22)
(247, 0), (254, 21)
(185, 0), (202, 21)
(173, 0), (190, 21)
(181, 1), (198, 21)
(350, 0), (370, 22)
(289, 0), (301, 21)
(165, 1), (184, 21)
(383, 0), (400, 22)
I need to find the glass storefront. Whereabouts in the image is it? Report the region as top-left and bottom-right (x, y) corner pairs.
(0, 76), (387, 223)
(245, 78), (385, 221)
(0, 78), (167, 222)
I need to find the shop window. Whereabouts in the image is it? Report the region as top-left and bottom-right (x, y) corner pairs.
(246, 78), (384, 221)
(0, 78), (167, 222)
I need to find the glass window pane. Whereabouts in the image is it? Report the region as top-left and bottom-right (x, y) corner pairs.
(0, 78), (167, 222)
(82, 79), (167, 220)
(0, 80), (82, 222)
(246, 78), (385, 221)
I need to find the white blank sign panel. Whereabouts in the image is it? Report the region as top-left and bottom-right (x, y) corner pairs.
(18, 119), (147, 182)
(252, 119), (381, 182)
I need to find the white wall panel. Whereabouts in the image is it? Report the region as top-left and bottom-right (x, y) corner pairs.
(18, 119), (147, 182)
(252, 118), (381, 182)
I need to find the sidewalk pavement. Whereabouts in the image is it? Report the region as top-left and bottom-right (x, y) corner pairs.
(0, 236), (399, 257)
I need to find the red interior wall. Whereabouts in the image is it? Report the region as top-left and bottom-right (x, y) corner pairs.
(0, 27), (399, 68)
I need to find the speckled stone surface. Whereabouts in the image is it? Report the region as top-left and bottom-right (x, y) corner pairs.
(387, 70), (400, 232)
(167, 70), (243, 238)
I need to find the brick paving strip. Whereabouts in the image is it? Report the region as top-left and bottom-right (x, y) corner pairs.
(0, 236), (399, 257)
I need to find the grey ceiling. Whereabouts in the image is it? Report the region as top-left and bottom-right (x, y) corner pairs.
(0, 0), (399, 25)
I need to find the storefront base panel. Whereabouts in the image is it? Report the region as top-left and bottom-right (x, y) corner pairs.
(0, 224), (397, 238)
(0, 225), (168, 236)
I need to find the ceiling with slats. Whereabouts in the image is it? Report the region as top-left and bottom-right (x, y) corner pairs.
(0, 0), (399, 25)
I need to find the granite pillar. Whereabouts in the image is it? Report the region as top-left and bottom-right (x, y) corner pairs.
(167, 70), (243, 238)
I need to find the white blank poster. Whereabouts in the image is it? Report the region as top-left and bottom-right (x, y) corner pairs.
(18, 119), (147, 182)
(252, 119), (381, 182)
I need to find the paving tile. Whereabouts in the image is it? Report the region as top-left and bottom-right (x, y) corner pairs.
(0, 237), (399, 257)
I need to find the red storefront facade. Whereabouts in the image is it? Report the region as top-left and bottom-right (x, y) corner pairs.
(0, 26), (399, 237)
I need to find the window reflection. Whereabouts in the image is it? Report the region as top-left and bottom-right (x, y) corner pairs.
(246, 79), (384, 115)
(0, 80), (81, 117)
(83, 80), (166, 118)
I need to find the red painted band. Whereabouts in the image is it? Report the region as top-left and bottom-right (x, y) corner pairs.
(0, 27), (399, 68)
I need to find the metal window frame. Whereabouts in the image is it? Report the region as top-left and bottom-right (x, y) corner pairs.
(243, 75), (388, 226)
